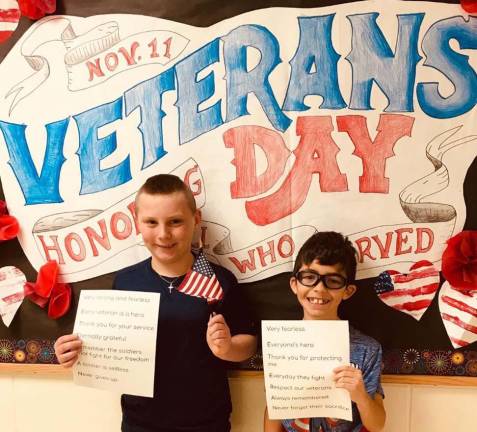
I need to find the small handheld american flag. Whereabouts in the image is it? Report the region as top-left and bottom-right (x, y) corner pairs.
(176, 249), (223, 303)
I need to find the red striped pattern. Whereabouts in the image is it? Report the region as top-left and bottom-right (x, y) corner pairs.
(180, 272), (222, 301)
(439, 282), (477, 348)
(450, 336), (471, 347)
(441, 295), (477, 318)
(291, 418), (310, 432)
(376, 261), (439, 320)
(0, 8), (21, 22)
(0, 265), (26, 327)
(176, 250), (223, 302)
(379, 282), (439, 300)
(2, 291), (24, 305)
(441, 312), (477, 334)
(391, 267), (439, 283)
(392, 298), (433, 312)
(0, 6), (20, 43)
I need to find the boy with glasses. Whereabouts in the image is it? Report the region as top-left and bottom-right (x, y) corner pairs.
(264, 231), (386, 432)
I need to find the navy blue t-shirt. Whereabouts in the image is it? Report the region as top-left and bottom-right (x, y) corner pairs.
(113, 258), (256, 431)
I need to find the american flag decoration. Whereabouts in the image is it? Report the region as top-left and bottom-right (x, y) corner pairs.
(439, 281), (477, 349)
(176, 250), (223, 303)
(373, 260), (440, 321)
(0, 0), (20, 44)
(290, 418), (310, 432)
(0, 266), (26, 327)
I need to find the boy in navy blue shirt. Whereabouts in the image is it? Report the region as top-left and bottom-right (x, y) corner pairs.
(264, 232), (385, 432)
(55, 174), (257, 432)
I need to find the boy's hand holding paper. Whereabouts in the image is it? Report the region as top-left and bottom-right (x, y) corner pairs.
(72, 290), (160, 397)
(262, 320), (352, 421)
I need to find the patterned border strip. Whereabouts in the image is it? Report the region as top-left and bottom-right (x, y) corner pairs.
(0, 339), (57, 364)
(237, 349), (477, 377)
(382, 348), (477, 376)
(2, 338), (476, 377)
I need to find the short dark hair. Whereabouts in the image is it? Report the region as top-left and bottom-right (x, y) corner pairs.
(135, 174), (196, 213)
(293, 232), (358, 283)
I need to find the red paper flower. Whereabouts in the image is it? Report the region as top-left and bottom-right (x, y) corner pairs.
(442, 231), (477, 292)
(34, 260), (57, 298)
(0, 200), (19, 241)
(24, 261), (71, 319)
(48, 282), (71, 319)
(18, 0), (56, 20)
(0, 215), (20, 241)
(24, 260), (57, 307)
(24, 281), (49, 307)
(461, 0), (477, 13)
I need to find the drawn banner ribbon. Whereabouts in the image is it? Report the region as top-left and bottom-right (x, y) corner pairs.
(6, 16), (189, 113)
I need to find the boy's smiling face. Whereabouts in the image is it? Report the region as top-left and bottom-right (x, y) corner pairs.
(290, 259), (356, 320)
(135, 191), (200, 275)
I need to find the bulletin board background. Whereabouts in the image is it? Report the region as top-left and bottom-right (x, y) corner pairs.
(1, 0), (477, 378)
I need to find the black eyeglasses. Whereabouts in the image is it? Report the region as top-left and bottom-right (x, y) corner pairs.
(294, 270), (347, 290)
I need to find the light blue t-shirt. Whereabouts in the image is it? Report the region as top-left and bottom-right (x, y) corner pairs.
(282, 326), (384, 432)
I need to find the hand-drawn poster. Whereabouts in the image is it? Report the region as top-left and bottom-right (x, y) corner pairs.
(0, 0), (476, 376)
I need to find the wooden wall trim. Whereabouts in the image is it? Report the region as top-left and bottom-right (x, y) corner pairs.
(1, 365), (477, 386)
